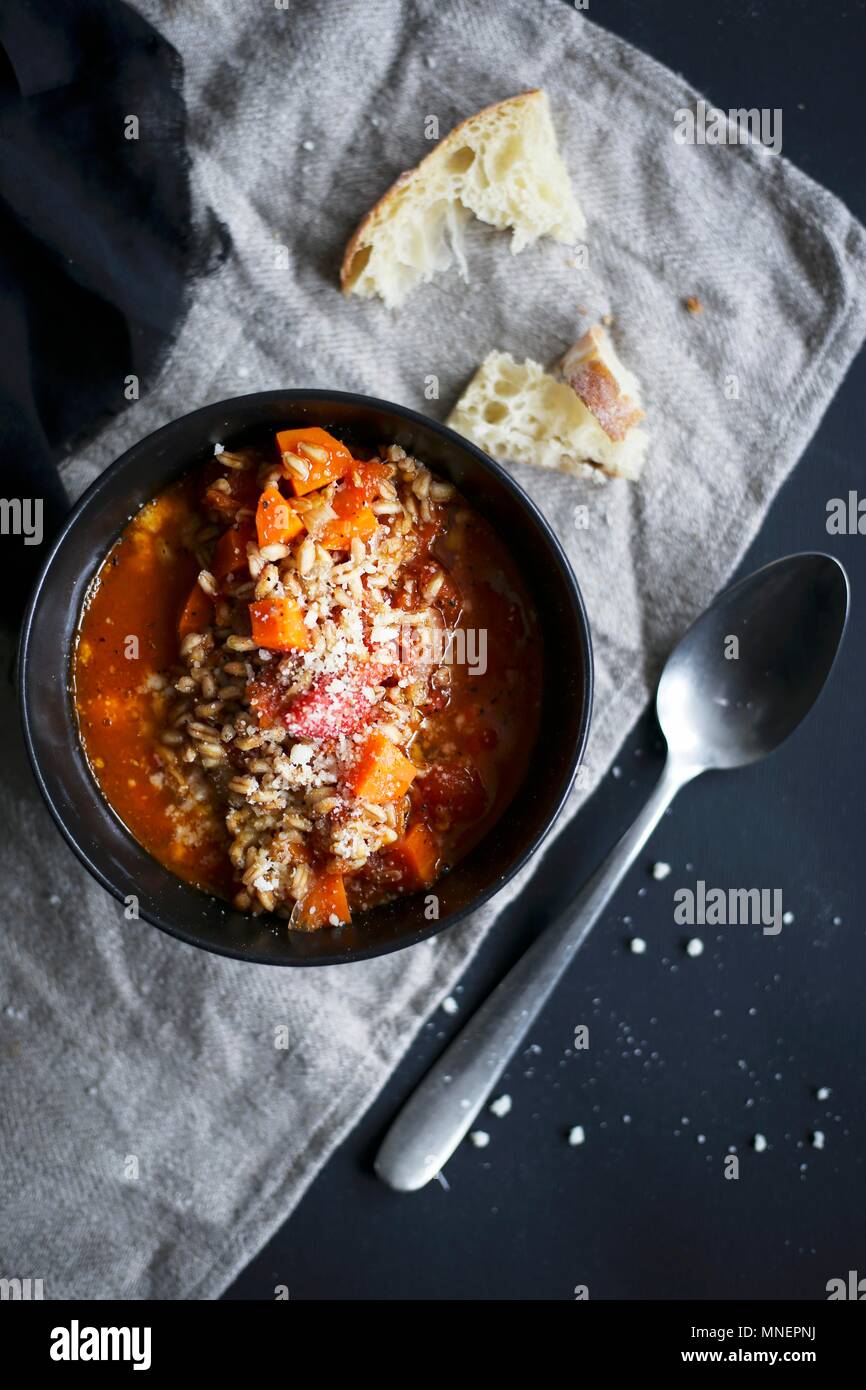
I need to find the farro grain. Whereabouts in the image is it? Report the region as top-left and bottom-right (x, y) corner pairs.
(429, 481), (455, 501)
(187, 721), (217, 740)
(233, 734), (262, 750)
(218, 450), (251, 471)
(195, 702), (224, 720)
(282, 451), (310, 481)
(229, 775), (258, 797)
(297, 536), (316, 575)
(422, 570), (444, 600)
(297, 440), (329, 465)
(260, 543), (291, 562)
(180, 632), (206, 657)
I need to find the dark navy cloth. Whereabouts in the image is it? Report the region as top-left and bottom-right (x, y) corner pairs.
(0, 0), (225, 625)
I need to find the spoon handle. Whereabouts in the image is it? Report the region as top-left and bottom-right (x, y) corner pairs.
(375, 757), (698, 1191)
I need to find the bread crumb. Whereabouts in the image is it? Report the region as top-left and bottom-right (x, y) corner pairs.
(684, 295), (704, 314)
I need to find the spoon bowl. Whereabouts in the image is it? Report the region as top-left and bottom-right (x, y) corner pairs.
(657, 553), (849, 771)
(375, 551), (850, 1190)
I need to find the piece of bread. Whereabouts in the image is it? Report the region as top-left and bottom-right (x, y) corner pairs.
(446, 329), (648, 481)
(341, 90), (585, 310)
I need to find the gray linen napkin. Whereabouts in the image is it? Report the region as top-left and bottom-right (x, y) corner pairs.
(3, 0), (866, 1299)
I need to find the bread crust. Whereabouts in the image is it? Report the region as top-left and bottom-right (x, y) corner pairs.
(340, 90), (544, 294)
(566, 359), (644, 442)
(561, 327), (645, 442)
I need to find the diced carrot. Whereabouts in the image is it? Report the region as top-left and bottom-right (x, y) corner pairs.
(319, 465), (387, 549)
(332, 483), (367, 519)
(255, 486), (305, 549)
(178, 582), (214, 639)
(326, 462), (389, 526)
(320, 505), (378, 550)
(213, 519), (255, 581)
(276, 426), (354, 496)
(249, 596), (310, 651)
(345, 730), (418, 803)
(341, 460), (390, 503)
(294, 872), (351, 929)
(387, 822), (440, 888)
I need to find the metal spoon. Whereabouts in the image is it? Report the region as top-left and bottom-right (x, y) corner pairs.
(375, 552), (849, 1191)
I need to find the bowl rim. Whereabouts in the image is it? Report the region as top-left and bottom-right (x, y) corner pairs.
(18, 389), (593, 966)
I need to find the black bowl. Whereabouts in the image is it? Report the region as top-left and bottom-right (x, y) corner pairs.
(19, 391), (592, 965)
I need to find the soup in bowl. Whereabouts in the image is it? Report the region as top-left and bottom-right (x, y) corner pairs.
(20, 392), (592, 964)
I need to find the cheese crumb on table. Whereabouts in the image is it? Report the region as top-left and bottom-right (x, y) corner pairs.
(441, 996), (458, 1016)
(568, 1125), (586, 1147)
(685, 937), (704, 957)
(469, 1130), (490, 1149)
(629, 936), (647, 955)
(490, 1094), (512, 1118)
(752, 1133), (768, 1153)
(651, 861), (671, 880)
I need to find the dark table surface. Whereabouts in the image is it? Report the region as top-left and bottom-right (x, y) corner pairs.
(225, 0), (866, 1301)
